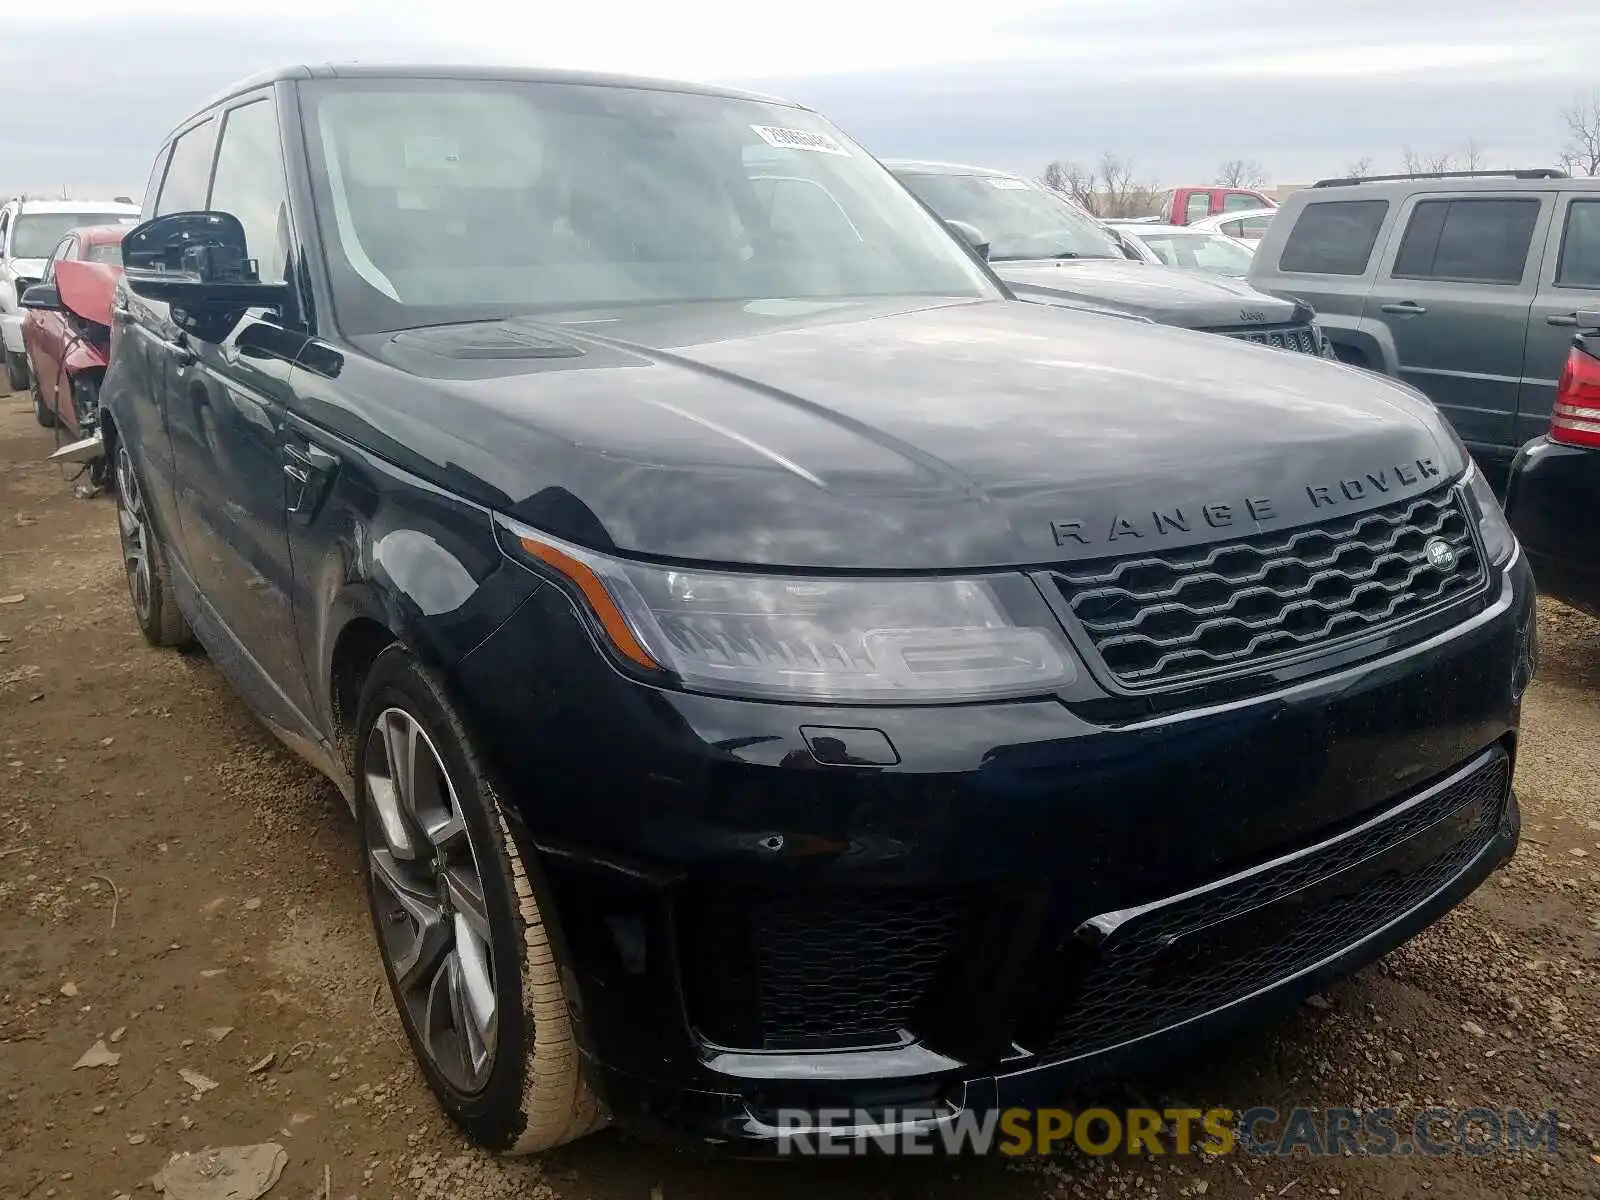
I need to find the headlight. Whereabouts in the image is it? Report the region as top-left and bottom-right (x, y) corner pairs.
(496, 518), (1080, 702)
(1463, 463), (1515, 566)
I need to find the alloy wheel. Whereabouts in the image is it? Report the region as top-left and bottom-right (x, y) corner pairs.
(364, 708), (498, 1093)
(115, 446), (154, 623)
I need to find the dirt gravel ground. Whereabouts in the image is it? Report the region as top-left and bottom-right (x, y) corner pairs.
(0, 385), (1597, 1200)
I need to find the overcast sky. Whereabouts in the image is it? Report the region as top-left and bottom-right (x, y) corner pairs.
(2, 0), (1593, 197)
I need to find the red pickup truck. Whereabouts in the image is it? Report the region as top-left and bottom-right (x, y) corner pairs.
(1150, 186), (1277, 226)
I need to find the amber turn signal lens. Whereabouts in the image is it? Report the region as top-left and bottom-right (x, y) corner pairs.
(516, 535), (663, 671)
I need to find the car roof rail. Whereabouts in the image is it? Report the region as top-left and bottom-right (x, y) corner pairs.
(1313, 168), (1569, 188)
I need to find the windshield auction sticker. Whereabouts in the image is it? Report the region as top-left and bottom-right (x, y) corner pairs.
(750, 125), (852, 156)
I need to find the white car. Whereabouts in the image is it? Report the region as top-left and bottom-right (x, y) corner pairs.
(1105, 220), (1257, 278)
(0, 197), (140, 390)
(1190, 206), (1276, 243)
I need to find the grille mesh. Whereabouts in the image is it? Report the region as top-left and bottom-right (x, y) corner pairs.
(1052, 486), (1483, 688)
(681, 888), (963, 1049)
(751, 891), (958, 1045)
(1044, 750), (1508, 1061)
(1216, 322), (1323, 355)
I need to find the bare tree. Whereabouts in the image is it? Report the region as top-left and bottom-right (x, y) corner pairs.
(1041, 160), (1098, 212)
(1215, 158), (1268, 189)
(1399, 141), (1488, 177)
(1039, 155), (1158, 217)
(1342, 156), (1375, 180)
(1096, 152), (1161, 218)
(1402, 146), (1458, 176)
(1560, 91), (1600, 176)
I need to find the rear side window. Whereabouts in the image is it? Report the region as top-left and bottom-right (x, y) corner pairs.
(155, 119), (218, 216)
(1392, 198), (1539, 285)
(1556, 200), (1600, 288)
(1278, 200), (1389, 275)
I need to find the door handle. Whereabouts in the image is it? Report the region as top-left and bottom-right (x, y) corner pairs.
(1380, 301), (1428, 316)
(283, 441), (340, 518)
(157, 331), (197, 367)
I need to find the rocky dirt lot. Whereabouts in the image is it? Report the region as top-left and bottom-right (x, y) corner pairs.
(0, 386), (1597, 1200)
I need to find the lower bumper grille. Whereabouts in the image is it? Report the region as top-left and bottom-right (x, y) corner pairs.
(1216, 322), (1323, 355)
(680, 888), (964, 1049)
(1042, 748), (1509, 1061)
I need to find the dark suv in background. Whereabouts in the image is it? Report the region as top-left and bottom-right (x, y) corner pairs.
(102, 64), (1533, 1158)
(1249, 170), (1600, 484)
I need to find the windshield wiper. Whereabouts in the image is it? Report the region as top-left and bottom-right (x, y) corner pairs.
(992, 251), (1073, 262)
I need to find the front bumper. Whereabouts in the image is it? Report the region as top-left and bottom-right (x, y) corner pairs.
(0, 310), (24, 355)
(455, 552), (1534, 1152)
(1505, 434), (1600, 618)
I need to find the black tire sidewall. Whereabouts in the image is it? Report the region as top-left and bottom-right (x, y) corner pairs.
(32, 378), (55, 427)
(114, 447), (188, 648)
(354, 646), (536, 1151)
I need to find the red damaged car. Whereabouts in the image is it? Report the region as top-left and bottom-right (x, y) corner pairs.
(20, 223), (126, 482)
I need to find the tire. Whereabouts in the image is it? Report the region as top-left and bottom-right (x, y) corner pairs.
(114, 443), (193, 648)
(31, 373), (55, 427)
(355, 645), (602, 1154)
(7, 350), (29, 393)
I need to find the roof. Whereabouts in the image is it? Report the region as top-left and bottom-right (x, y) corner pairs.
(183, 62), (798, 136)
(881, 158), (1022, 179)
(74, 224), (132, 245)
(1293, 174), (1600, 196)
(1193, 207), (1276, 224)
(1104, 222), (1196, 236)
(9, 199), (140, 215)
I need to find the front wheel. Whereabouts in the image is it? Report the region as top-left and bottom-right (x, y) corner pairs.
(356, 646), (602, 1154)
(114, 444), (193, 648)
(31, 372), (55, 428)
(7, 350), (29, 393)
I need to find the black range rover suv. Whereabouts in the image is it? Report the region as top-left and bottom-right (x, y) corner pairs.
(101, 64), (1534, 1155)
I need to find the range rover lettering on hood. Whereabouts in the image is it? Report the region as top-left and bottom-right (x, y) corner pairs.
(1049, 457), (1446, 549)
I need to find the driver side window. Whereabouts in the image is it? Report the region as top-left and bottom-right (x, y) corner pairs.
(41, 236), (75, 284)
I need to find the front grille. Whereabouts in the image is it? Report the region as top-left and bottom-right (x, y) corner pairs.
(1042, 748), (1509, 1061)
(1216, 322), (1322, 355)
(680, 888), (964, 1049)
(1051, 485), (1484, 689)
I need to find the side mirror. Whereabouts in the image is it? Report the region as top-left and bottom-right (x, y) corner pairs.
(20, 282), (61, 311)
(121, 211), (289, 310)
(945, 218), (990, 261)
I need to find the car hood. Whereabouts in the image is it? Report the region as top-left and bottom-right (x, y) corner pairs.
(995, 257), (1300, 329)
(329, 297), (1462, 571)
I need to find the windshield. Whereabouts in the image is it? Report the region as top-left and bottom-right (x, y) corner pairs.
(299, 79), (996, 334)
(1130, 231), (1254, 277)
(896, 172), (1124, 262)
(12, 213), (133, 258)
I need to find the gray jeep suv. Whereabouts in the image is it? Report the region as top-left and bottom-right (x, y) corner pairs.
(1249, 169), (1600, 479)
